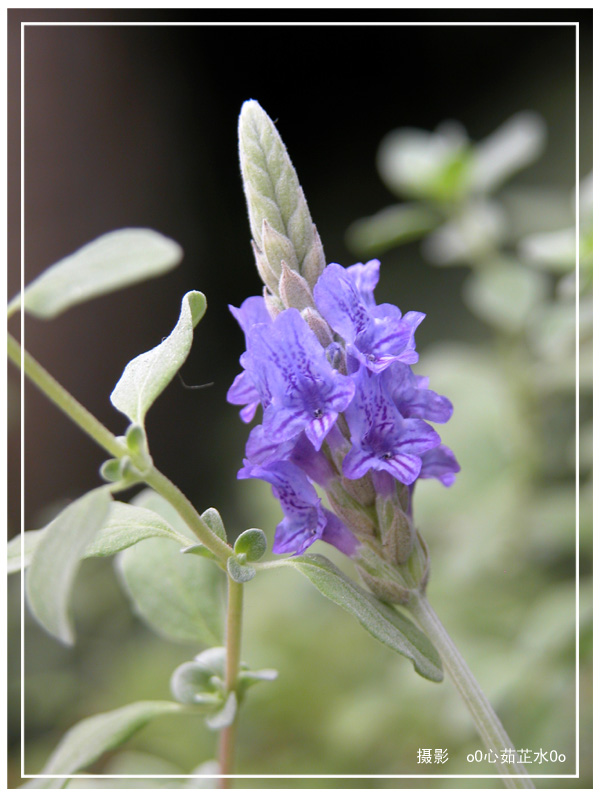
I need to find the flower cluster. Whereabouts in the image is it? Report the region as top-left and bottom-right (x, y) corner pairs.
(228, 259), (459, 557)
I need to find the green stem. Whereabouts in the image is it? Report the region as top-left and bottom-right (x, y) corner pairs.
(7, 331), (232, 565)
(218, 576), (244, 788)
(8, 331), (128, 459)
(408, 592), (535, 789)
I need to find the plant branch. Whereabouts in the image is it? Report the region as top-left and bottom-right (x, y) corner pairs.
(218, 576), (244, 788)
(408, 591), (535, 789)
(7, 332), (232, 565)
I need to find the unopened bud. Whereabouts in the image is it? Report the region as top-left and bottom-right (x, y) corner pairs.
(252, 240), (280, 295)
(301, 225), (327, 289)
(279, 261), (314, 311)
(356, 565), (411, 605)
(263, 287), (284, 319)
(262, 219), (299, 276)
(327, 482), (376, 540)
(376, 494), (415, 565)
(342, 474), (376, 507)
(302, 307), (333, 347)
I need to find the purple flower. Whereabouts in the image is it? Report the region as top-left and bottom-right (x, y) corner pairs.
(245, 427), (336, 486)
(381, 362), (453, 423)
(246, 308), (355, 449)
(238, 460), (358, 556)
(343, 368), (440, 486)
(314, 263), (424, 373)
(346, 259), (381, 307)
(227, 370), (262, 423)
(227, 296), (273, 421)
(418, 445), (460, 486)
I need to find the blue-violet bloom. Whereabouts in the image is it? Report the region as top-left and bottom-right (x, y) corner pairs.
(314, 262), (424, 373)
(343, 367), (441, 486)
(245, 308), (355, 449)
(238, 460), (358, 555)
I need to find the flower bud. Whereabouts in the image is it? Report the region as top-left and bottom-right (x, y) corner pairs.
(263, 287), (284, 319)
(251, 240), (280, 295)
(376, 494), (415, 565)
(301, 307), (333, 347)
(356, 565), (411, 605)
(262, 219), (299, 276)
(238, 100), (320, 273)
(301, 225), (327, 289)
(342, 474), (376, 507)
(327, 482), (376, 540)
(279, 261), (314, 311)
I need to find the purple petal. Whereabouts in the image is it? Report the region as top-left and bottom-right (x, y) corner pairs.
(381, 453), (423, 485)
(229, 296), (271, 339)
(227, 371), (261, 422)
(243, 425), (297, 467)
(314, 263), (371, 343)
(346, 259), (380, 307)
(419, 445), (461, 485)
(321, 510), (359, 556)
(342, 447), (378, 480)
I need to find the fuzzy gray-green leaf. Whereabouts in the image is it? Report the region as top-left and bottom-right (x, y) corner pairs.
(85, 501), (197, 558)
(286, 554), (443, 682)
(227, 556), (256, 583)
(10, 500), (198, 573)
(25, 487), (111, 645)
(110, 290), (206, 426)
(22, 229), (183, 319)
(233, 528), (267, 562)
(25, 701), (186, 789)
(117, 537), (224, 645)
(7, 530), (46, 573)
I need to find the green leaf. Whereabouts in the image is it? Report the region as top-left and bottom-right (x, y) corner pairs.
(285, 554), (443, 682)
(205, 692), (237, 731)
(234, 528), (267, 562)
(170, 659), (224, 707)
(471, 111), (546, 194)
(7, 530), (46, 573)
(21, 229), (183, 319)
(227, 556), (256, 583)
(85, 501), (198, 558)
(200, 507), (227, 541)
(463, 258), (548, 333)
(25, 487), (111, 645)
(130, 487), (196, 536)
(110, 290), (206, 426)
(117, 537), (224, 645)
(25, 700), (186, 789)
(9, 499), (197, 573)
(238, 667), (278, 696)
(346, 203), (439, 256)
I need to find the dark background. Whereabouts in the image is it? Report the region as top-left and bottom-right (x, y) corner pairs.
(8, 10), (589, 535)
